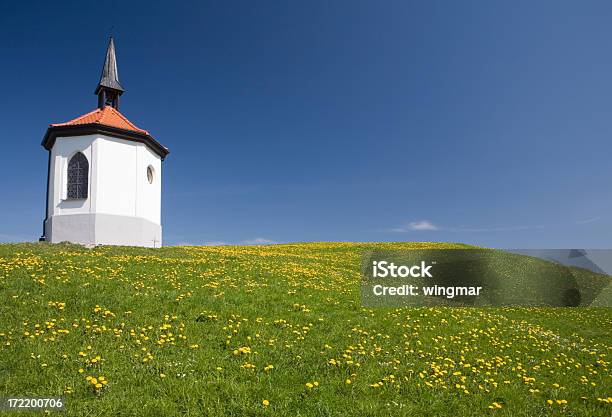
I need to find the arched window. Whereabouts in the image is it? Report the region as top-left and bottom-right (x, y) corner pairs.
(67, 152), (88, 199)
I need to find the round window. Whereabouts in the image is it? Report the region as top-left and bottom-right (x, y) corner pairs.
(147, 166), (154, 184)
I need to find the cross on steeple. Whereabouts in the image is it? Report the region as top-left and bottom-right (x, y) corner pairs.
(95, 37), (124, 110)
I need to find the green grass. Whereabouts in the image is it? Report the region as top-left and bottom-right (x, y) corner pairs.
(0, 242), (610, 416)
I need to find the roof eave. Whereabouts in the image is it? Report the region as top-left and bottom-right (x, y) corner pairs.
(42, 124), (169, 160)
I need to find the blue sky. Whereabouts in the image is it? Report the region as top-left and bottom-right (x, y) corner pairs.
(1, 0), (611, 248)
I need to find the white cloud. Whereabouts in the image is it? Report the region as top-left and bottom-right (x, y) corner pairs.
(242, 237), (277, 245)
(386, 220), (547, 233)
(388, 220), (440, 232)
(408, 220), (439, 231)
(202, 241), (229, 246)
(575, 216), (601, 225)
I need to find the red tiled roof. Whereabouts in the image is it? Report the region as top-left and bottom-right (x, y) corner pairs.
(51, 106), (149, 135)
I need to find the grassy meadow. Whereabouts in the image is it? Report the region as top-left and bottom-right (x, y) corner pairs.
(0, 242), (610, 416)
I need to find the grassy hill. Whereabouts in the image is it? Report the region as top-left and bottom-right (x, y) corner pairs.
(0, 242), (610, 416)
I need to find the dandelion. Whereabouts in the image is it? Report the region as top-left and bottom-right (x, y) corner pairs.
(1, 243), (609, 414)
(85, 374), (107, 392)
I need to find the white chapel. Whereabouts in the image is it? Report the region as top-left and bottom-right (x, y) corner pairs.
(40, 38), (169, 247)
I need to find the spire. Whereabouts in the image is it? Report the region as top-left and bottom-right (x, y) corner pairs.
(95, 37), (124, 109)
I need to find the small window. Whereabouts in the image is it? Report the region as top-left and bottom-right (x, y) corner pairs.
(67, 152), (88, 199)
(147, 166), (155, 184)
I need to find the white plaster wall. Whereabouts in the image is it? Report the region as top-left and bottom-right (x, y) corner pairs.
(95, 135), (161, 225)
(49, 135), (97, 216)
(94, 136), (138, 217)
(48, 134), (162, 226)
(136, 144), (162, 224)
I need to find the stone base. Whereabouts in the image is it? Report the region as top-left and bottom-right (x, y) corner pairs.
(44, 214), (162, 248)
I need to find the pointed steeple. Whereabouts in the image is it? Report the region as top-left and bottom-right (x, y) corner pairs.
(95, 37), (124, 109)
